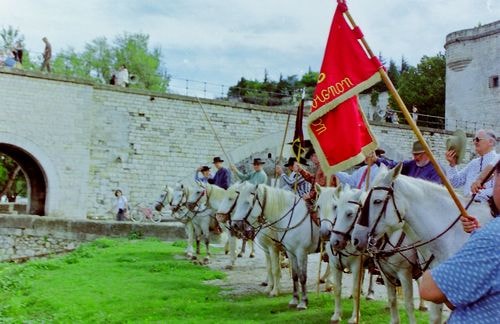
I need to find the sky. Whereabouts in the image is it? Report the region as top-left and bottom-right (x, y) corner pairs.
(1, 0), (499, 97)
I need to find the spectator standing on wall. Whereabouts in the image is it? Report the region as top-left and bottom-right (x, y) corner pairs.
(115, 65), (129, 87)
(114, 189), (129, 221)
(412, 105), (418, 123)
(40, 37), (52, 72)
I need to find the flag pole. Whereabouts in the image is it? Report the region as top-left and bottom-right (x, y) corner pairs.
(196, 97), (233, 165)
(275, 109), (292, 187)
(342, 8), (472, 221)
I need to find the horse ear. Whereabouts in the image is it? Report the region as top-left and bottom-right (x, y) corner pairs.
(352, 189), (364, 202)
(392, 162), (403, 180)
(334, 183), (343, 199)
(315, 183), (322, 195)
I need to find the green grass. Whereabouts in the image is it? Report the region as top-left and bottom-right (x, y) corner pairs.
(0, 238), (429, 323)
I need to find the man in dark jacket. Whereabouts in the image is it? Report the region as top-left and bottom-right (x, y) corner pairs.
(208, 157), (231, 189)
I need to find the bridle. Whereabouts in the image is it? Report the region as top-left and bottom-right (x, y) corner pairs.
(154, 186), (171, 211)
(186, 186), (208, 212)
(170, 186), (188, 213)
(330, 200), (363, 241)
(358, 184), (404, 251)
(240, 185), (267, 228)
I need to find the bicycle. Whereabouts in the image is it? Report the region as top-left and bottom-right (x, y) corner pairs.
(129, 203), (164, 223)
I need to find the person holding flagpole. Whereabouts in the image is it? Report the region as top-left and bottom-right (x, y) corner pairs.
(295, 147), (337, 225)
(276, 157), (311, 197)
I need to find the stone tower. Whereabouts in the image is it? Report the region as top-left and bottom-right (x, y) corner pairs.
(444, 20), (499, 133)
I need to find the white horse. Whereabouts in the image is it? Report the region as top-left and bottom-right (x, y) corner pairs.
(224, 182), (320, 310)
(351, 164), (493, 324)
(316, 184), (374, 324)
(169, 183), (211, 260)
(185, 182), (255, 269)
(318, 183), (426, 324)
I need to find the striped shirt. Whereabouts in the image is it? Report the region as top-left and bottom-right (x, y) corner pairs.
(447, 150), (498, 201)
(279, 172), (311, 197)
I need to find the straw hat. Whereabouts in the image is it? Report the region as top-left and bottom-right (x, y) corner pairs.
(446, 129), (467, 165)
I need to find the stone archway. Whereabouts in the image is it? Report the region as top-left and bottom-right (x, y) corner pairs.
(0, 143), (47, 215)
(0, 133), (60, 216)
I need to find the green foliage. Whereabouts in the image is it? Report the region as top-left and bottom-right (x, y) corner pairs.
(0, 25), (24, 50)
(128, 229), (144, 240)
(0, 239), (430, 323)
(390, 53), (446, 121)
(51, 33), (169, 92)
(0, 154), (27, 201)
(227, 68), (319, 107)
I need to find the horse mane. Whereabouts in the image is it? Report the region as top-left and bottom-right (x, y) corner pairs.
(259, 184), (297, 221)
(207, 184), (227, 203)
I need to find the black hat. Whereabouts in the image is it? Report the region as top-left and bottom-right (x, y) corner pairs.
(375, 148), (385, 156)
(305, 147), (316, 159)
(253, 158), (265, 165)
(212, 157), (224, 163)
(284, 157), (308, 167)
(200, 166), (210, 172)
(287, 139), (313, 148)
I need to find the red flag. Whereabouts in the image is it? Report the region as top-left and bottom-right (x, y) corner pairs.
(307, 1), (382, 174)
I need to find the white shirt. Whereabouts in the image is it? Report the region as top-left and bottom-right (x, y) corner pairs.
(115, 195), (128, 210)
(447, 150), (498, 201)
(116, 68), (129, 87)
(337, 164), (382, 191)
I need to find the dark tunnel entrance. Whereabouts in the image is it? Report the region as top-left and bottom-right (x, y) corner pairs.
(0, 143), (47, 215)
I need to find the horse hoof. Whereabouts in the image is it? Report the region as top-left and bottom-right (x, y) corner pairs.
(297, 302), (307, 310)
(288, 302), (298, 309)
(330, 320), (340, 324)
(348, 318), (358, 324)
(319, 278), (326, 284)
(260, 281), (268, 287)
(419, 306), (428, 312)
(224, 250), (229, 255)
(186, 253), (193, 259)
(237, 253), (243, 258)
(365, 294), (375, 301)
(224, 264), (234, 270)
(269, 290), (279, 297)
(203, 257), (210, 264)
(249, 253), (255, 258)
(191, 255), (197, 261)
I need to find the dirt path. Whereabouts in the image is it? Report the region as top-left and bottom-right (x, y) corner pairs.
(206, 239), (392, 300)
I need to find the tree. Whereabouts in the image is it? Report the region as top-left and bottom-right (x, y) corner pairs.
(50, 33), (169, 91)
(0, 155), (27, 202)
(390, 53), (446, 124)
(0, 25), (24, 51)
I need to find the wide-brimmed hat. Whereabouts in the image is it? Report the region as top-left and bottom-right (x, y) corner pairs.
(212, 156), (224, 163)
(305, 147), (316, 159)
(375, 148), (386, 156)
(446, 129), (467, 164)
(412, 141), (426, 154)
(287, 139), (313, 148)
(284, 157), (308, 167)
(200, 165), (210, 172)
(253, 158), (265, 165)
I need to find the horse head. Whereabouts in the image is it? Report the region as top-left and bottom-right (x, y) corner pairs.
(229, 182), (264, 240)
(330, 185), (366, 250)
(352, 163), (404, 251)
(215, 183), (241, 224)
(170, 183), (188, 210)
(315, 183), (341, 242)
(186, 182), (207, 211)
(155, 185), (173, 211)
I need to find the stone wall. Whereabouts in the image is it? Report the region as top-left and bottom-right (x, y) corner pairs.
(0, 214), (185, 262)
(0, 69), (481, 219)
(445, 20), (500, 132)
